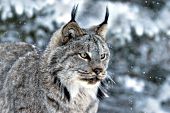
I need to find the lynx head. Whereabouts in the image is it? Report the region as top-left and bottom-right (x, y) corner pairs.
(46, 5), (110, 91)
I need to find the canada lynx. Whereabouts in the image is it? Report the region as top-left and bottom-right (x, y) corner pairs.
(0, 5), (110, 113)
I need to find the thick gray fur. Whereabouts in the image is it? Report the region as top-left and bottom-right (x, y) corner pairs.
(0, 7), (110, 113)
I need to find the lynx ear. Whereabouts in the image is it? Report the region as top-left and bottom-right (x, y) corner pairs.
(94, 7), (109, 39)
(61, 5), (84, 45)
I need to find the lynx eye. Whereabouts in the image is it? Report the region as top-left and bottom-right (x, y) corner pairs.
(78, 52), (91, 60)
(101, 53), (106, 60)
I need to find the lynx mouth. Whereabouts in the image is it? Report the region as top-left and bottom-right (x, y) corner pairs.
(80, 76), (101, 84)
(78, 70), (105, 84)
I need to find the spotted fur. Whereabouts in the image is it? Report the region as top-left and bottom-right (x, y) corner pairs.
(0, 6), (110, 113)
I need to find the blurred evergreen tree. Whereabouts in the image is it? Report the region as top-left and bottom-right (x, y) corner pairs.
(0, 0), (60, 49)
(111, 0), (165, 11)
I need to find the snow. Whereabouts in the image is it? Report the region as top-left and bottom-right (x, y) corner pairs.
(118, 75), (145, 93)
(14, 1), (24, 15)
(136, 97), (168, 113)
(47, 0), (55, 5)
(134, 22), (144, 36)
(158, 77), (170, 102)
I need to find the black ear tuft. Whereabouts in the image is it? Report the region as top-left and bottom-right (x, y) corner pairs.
(99, 6), (109, 26)
(94, 6), (109, 39)
(70, 5), (78, 22)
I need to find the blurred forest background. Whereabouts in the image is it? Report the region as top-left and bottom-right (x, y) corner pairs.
(0, 0), (170, 113)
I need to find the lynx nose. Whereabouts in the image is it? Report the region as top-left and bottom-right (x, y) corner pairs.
(93, 68), (103, 75)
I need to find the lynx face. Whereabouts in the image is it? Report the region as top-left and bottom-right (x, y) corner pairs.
(47, 5), (110, 88)
(48, 34), (110, 88)
(75, 35), (110, 84)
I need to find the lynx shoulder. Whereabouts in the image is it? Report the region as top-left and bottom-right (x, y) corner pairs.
(0, 42), (37, 90)
(0, 6), (110, 113)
